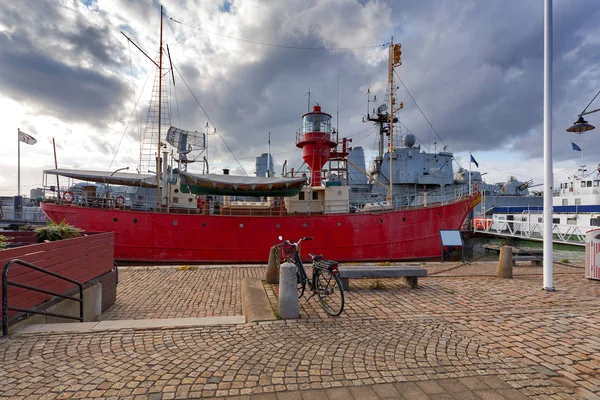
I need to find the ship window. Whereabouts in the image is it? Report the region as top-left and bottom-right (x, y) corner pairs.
(581, 181), (586, 188)
(562, 199), (568, 206)
(299, 192), (305, 200)
(595, 180), (600, 187)
(538, 217), (543, 223)
(498, 216), (505, 221)
(575, 198), (581, 206)
(591, 218), (599, 226)
(552, 218), (560, 224)
(588, 181), (593, 187)
(567, 217), (577, 225)
(521, 217), (527, 221)
(312, 191), (319, 200)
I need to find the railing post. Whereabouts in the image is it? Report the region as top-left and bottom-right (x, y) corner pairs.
(2, 263), (8, 337)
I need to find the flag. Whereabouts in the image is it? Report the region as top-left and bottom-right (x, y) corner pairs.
(572, 142), (582, 152)
(470, 154), (479, 168)
(18, 129), (37, 145)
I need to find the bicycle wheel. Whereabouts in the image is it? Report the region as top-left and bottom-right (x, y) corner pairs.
(315, 269), (344, 316)
(297, 264), (307, 298)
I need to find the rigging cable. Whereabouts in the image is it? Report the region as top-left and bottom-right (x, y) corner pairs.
(171, 62), (248, 176)
(166, 14), (389, 51)
(107, 54), (153, 174)
(128, 41), (142, 172)
(394, 69), (446, 148)
(581, 88), (600, 115)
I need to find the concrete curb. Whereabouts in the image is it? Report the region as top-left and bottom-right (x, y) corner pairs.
(13, 316), (245, 335)
(242, 277), (277, 323)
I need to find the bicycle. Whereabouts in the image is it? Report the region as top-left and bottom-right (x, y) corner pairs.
(275, 236), (345, 316)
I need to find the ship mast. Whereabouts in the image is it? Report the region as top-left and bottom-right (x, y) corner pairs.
(156, 5), (164, 207)
(387, 38), (403, 201)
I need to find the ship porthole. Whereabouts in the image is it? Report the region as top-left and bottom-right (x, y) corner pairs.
(173, 220), (178, 226)
(437, 212), (440, 217)
(379, 219), (383, 224)
(303, 223), (307, 228)
(133, 219), (137, 224)
(202, 222), (207, 227)
(337, 222), (341, 226)
(276, 224), (280, 228)
(239, 223), (244, 228)
(113, 217), (118, 222)
(402, 217), (406, 222)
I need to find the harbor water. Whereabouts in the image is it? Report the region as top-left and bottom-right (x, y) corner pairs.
(464, 235), (586, 262)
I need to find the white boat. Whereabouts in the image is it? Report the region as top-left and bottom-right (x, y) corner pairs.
(473, 163), (600, 246)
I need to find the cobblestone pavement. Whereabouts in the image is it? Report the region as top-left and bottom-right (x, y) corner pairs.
(1, 262), (599, 399)
(100, 267), (264, 320)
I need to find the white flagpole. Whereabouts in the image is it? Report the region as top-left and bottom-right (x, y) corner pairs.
(469, 152), (472, 195)
(17, 128), (21, 198)
(543, 0), (554, 291)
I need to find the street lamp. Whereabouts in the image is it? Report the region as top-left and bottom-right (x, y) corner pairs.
(567, 115), (595, 134)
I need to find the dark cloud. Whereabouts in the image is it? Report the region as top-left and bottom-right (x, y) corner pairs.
(0, 33), (127, 128)
(3, 0), (600, 183)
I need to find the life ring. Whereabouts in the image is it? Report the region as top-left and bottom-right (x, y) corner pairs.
(115, 196), (125, 206)
(37, 213), (47, 221)
(62, 191), (74, 203)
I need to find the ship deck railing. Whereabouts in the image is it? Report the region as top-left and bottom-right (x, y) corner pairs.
(46, 185), (473, 217)
(472, 217), (587, 246)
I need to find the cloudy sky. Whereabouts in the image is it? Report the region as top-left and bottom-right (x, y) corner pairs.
(1, 0), (599, 197)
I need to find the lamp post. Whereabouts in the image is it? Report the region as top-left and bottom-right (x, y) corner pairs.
(543, 0), (554, 291)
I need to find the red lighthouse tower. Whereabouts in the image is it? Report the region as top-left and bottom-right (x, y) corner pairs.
(296, 105), (338, 187)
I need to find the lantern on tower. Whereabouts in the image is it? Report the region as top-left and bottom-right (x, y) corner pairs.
(296, 105), (338, 187)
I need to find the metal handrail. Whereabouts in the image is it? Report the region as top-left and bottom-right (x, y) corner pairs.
(2, 259), (83, 337)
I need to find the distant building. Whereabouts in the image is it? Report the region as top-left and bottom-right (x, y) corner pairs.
(348, 147), (367, 185)
(255, 153), (275, 177)
(30, 188), (45, 200)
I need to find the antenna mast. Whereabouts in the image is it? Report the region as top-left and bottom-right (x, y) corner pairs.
(304, 87), (314, 113)
(387, 37), (403, 202)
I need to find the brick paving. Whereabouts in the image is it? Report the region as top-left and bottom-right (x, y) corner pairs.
(1, 261), (599, 399)
(100, 266), (264, 320)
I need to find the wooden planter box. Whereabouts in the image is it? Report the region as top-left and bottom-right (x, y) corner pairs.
(1, 232), (116, 327)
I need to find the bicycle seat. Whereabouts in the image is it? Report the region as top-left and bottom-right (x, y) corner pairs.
(309, 254), (323, 261)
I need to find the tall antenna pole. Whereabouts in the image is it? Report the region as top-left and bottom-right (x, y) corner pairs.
(156, 5), (164, 208)
(304, 87), (314, 113)
(387, 38), (394, 202)
(387, 39), (403, 202)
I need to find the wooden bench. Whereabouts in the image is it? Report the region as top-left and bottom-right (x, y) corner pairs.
(337, 266), (428, 290)
(512, 255), (542, 265)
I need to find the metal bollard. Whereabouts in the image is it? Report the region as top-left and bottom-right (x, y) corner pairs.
(278, 262), (299, 319)
(498, 245), (513, 278)
(265, 246), (279, 284)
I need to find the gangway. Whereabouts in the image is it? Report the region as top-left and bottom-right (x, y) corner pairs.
(472, 217), (586, 247)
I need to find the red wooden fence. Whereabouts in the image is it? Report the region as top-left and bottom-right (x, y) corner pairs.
(2, 231), (38, 246)
(0, 232), (114, 318)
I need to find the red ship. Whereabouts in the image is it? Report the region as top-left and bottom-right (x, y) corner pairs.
(40, 9), (480, 263)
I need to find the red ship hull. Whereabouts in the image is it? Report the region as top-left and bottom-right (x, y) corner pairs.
(41, 193), (479, 263)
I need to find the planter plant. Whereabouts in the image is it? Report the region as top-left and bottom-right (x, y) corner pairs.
(0, 234), (9, 249)
(35, 220), (82, 242)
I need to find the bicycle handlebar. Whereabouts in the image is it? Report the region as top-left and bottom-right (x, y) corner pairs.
(277, 236), (313, 248)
